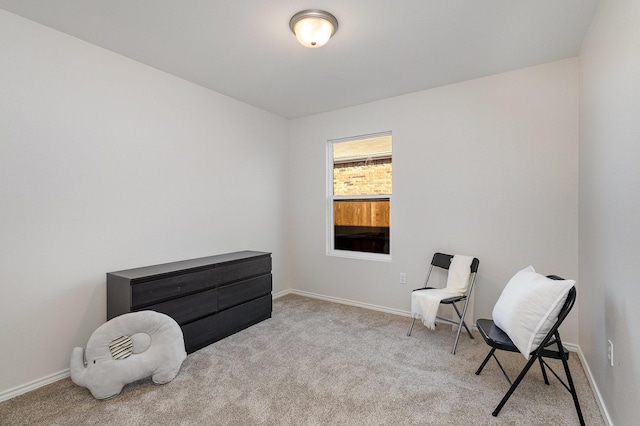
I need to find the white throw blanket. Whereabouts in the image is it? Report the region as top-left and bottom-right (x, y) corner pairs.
(411, 255), (474, 330)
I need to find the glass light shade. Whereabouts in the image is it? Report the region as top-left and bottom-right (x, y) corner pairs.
(290, 10), (338, 48)
(293, 17), (334, 48)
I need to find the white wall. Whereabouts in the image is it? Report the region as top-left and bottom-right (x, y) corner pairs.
(579, 0), (640, 424)
(289, 58), (579, 342)
(0, 10), (289, 396)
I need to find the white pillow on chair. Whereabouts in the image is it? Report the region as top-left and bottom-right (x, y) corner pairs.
(492, 266), (575, 358)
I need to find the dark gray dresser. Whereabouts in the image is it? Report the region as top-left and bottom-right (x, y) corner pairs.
(107, 250), (272, 353)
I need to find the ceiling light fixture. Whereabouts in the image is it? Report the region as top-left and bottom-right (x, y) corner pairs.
(289, 9), (338, 48)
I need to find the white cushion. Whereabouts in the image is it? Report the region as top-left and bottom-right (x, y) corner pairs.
(492, 266), (574, 358)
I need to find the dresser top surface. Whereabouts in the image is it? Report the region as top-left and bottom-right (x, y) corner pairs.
(107, 250), (271, 280)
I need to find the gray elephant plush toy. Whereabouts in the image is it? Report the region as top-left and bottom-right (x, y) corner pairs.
(70, 310), (187, 399)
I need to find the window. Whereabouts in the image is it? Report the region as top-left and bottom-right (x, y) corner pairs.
(328, 132), (392, 259)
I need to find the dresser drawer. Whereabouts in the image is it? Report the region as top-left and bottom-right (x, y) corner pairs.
(212, 257), (272, 286)
(131, 268), (215, 308)
(181, 313), (220, 353)
(140, 287), (218, 325)
(217, 294), (272, 338)
(218, 274), (272, 311)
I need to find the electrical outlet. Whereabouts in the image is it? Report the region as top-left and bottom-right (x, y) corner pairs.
(607, 340), (614, 367)
(399, 273), (406, 284)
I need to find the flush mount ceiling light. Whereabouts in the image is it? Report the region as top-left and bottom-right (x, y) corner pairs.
(289, 9), (338, 48)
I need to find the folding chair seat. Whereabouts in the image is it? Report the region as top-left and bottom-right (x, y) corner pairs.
(475, 273), (584, 425)
(406, 252), (479, 354)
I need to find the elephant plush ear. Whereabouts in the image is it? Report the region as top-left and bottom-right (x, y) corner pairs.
(109, 335), (133, 360)
(131, 332), (152, 354)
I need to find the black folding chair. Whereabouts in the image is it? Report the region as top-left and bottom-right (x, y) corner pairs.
(407, 252), (479, 354)
(475, 278), (584, 425)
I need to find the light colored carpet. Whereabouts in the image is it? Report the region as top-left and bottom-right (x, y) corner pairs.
(0, 294), (604, 425)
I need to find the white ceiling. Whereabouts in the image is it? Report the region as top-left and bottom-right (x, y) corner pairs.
(0, 0), (599, 119)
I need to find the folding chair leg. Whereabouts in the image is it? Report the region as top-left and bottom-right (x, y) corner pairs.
(451, 318), (472, 354)
(475, 348), (496, 375)
(452, 304), (474, 339)
(559, 348), (585, 425)
(451, 299), (474, 355)
(539, 358), (550, 385)
(492, 355), (539, 417)
(407, 317), (417, 336)
(451, 327), (462, 355)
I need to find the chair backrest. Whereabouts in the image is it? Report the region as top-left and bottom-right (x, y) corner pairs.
(431, 252), (480, 273)
(536, 275), (576, 350)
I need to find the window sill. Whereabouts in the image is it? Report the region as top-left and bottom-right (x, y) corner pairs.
(327, 249), (392, 262)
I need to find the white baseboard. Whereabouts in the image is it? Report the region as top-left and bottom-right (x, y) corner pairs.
(575, 346), (613, 426)
(0, 369), (70, 403)
(289, 289), (412, 317)
(563, 342), (579, 353)
(272, 288), (293, 299)
(288, 289), (480, 331)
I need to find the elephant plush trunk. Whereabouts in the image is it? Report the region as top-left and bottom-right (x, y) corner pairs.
(69, 347), (87, 386)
